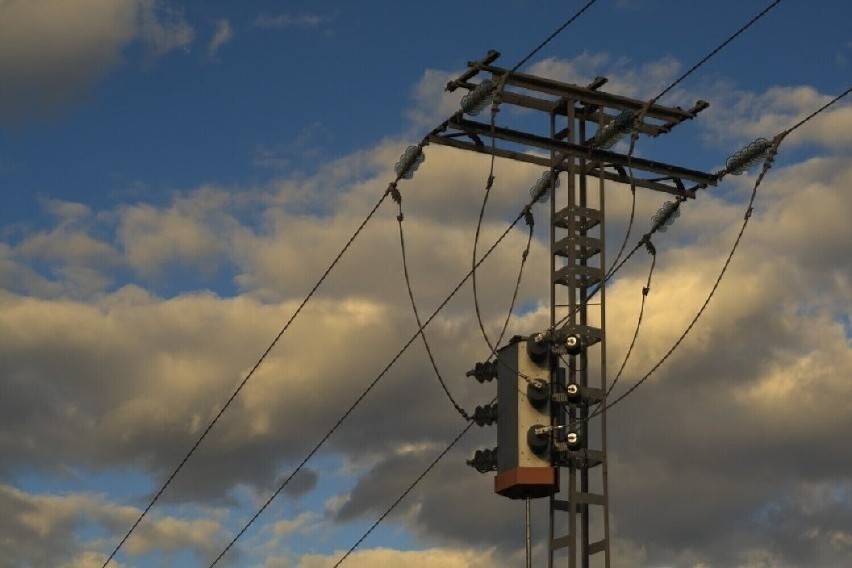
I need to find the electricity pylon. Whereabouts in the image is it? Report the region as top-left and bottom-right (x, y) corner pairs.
(448, 51), (717, 567)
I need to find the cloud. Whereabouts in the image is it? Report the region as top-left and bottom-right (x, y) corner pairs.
(0, 484), (227, 566)
(0, 64), (849, 565)
(254, 13), (327, 29)
(406, 69), (466, 131)
(208, 18), (233, 57)
(0, 0), (193, 124)
(295, 546), (504, 568)
(691, 82), (852, 153)
(135, 0), (194, 58)
(528, 52), (682, 100)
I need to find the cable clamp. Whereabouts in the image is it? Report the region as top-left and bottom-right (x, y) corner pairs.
(386, 183), (401, 204)
(486, 174), (495, 189)
(522, 206), (534, 228)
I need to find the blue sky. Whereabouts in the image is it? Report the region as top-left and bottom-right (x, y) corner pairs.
(1, 1), (851, 567)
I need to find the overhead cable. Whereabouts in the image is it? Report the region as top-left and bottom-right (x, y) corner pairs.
(584, 85), (850, 422)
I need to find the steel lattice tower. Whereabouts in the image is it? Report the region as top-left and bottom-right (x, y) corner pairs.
(442, 51), (716, 567)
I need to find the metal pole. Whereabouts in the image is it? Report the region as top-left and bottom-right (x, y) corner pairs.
(526, 498), (532, 568)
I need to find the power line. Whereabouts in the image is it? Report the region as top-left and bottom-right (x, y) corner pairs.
(100, 185), (396, 568)
(589, 135), (783, 421)
(553, 0), (783, 334)
(604, 241), (656, 399)
(331, 400), (490, 567)
(333, 10), (845, 567)
(510, 0), (600, 73)
(205, 5), (607, 560)
(397, 186), (533, 421)
(783, 86), (851, 136)
(654, 0), (782, 104)
(471, 0), (601, 374)
(584, 85), (849, 423)
(209, 208), (528, 566)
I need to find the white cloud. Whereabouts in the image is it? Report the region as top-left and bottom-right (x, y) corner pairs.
(699, 84), (852, 150)
(208, 18), (233, 57)
(135, 0), (194, 57)
(255, 13), (326, 29)
(528, 52), (682, 99)
(295, 546), (502, 568)
(0, 61), (850, 565)
(0, 0), (193, 123)
(406, 69), (466, 131)
(0, 484), (227, 565)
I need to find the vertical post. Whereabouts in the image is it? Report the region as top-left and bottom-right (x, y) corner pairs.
(599, 164), (611, 568)
(526, 498), (532, 568)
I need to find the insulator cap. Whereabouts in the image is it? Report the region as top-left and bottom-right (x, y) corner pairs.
(465, 361), (497, 383)
(526, 333), (550, 364)
(467, 447), (499, 473)
(527, 379), (549, 410)
(565, 382), (582, 404)
(564, 334), (583, 356)
(527, 424), (550, 456)
(565, 430), (582, 451)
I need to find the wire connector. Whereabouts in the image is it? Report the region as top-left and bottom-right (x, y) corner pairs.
(386, 182), (401, 204)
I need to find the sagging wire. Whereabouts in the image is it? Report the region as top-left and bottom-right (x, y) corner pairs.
(394, 153), (533, 421)
(205, 2), (612, 562)
(470, 77), (540, 381)
(330, 396), (495, 568)
(209, 206), (529, 567)
(584, 134), (784, 423)
(604, 237), (656, 401)
(325, 2), (619, 563)
(101, 158), (412, 568)
(550, 0), (783, 336)
(569, 85), (850, 434)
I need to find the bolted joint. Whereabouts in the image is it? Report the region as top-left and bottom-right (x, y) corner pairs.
(527, 424), (550, 456)
(527, 379), (549, 410)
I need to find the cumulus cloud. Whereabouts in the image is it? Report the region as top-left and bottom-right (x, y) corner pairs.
(295, 546), (504, 568)
(0, 484), (227, 566)
(208, 18), (233, 57)
(529, 52), (682, 100)
(0, 61), (849, 566)
(0, 0), (193, 124)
